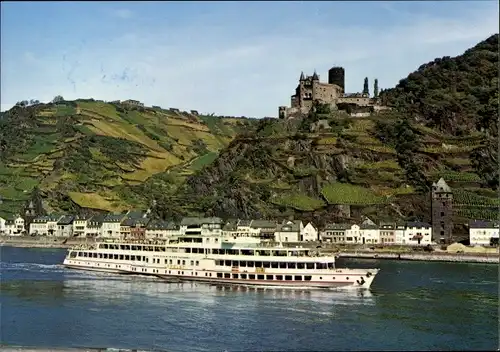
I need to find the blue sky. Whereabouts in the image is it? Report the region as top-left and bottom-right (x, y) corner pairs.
(1, 1), (498, 117)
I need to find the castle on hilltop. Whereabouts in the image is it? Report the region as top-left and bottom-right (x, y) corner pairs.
(278, 66), (389, 119)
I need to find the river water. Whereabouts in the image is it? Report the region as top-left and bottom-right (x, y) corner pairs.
(0, 246), (498, 351)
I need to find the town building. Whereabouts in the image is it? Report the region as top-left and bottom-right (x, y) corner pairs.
(72, 215), (93, 237)
(320, 223), (349, 243)
(145, 220), (179, 239)
(5, 215), (25, 235)
(379, 222), (396, 245)
(345, 224), (361, 244)
(29, 216), (49, 236)
(360, 218), (380, 244)
(274, 220), (303, 242)
(404, 221), (432, 245)
(57, 215), (74, 237)
(87, 215), (105, 238)
(179, 217), (223, 236)
(301, 222), (318, 241)
(394, 222), (406, 244)
(469, 220), (500, 246)
(0, 216), (6, 234)
(101, 214), (127, 238)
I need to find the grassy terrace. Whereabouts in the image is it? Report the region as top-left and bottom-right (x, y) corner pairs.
(321, 183), (386, 205)
(431, 171), (481, 182)
(271, 192), (325, 211)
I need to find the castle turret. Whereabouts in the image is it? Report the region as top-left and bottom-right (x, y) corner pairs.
(328, 66), (345, 92)
(312, 70), (319, 81)
(299, 71), (305, 81)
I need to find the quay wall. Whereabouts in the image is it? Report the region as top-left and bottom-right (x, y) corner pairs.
(338, 251), (499, 264)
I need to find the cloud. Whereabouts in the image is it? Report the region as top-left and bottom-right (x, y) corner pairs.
(1, 3), (498, 116)
(111, 8), (133, 19)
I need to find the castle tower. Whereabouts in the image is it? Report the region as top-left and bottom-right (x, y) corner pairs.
(328, 66), (345, 92)
(431, 178), (453, 244)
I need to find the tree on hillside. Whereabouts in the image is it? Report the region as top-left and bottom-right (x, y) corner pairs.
(374, 79), (379, 98)
(52, 95), (64, 103)
(363, 77), (369, 95)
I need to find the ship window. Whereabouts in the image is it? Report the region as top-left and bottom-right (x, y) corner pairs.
(257, 275), (265, 280)
(231, 261), (238, 266)
(276, 275), (283, 280)
(266, 275), (273, 280)
(177, 260), (180, 265)
(93, 253), (98, 258)
(328, 262), (335, 269)
(317, 263), (327, 269)
(190, 261), (194, 266)
(70, 252), (76, 258)
(285, 275), (293, 281)
(306, 263), (314, 269)
(294, 275), (302, 281)
(225, 260), (231, 266)
(297, 263), (305, 269)
(240, 261), (247, 267)
(263, 262), (270, 268)
(84, 252), (88, 258)
(279, 262), (286, 269)
(103, 244), (108, 249)
(346, 277), (349, 280)
(249, 274), (255, 279)
(195, 261), (199, 266)
(255, 261), (262, 268)
(224, 273), (230, 279)
(304, 276), (312, 281)
(247, 261), (254, 267)
(113, 254), (118, 260)
(182, 260), (186, 265)
(185, 248), (191, 253)
(119, 255), (124, 260)
(240, 274), (247, 279)
(125, 255), (129, 260)
(271, 262), (278, 268)
(216, 260), (222, 266)
(288, 263), (296, 269)
(232, 274), (238, 279)
(217, 273), (223, 278)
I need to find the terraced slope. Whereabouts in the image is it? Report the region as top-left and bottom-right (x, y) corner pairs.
(0, 100), (255, 217)
(174, 34), (499, 233)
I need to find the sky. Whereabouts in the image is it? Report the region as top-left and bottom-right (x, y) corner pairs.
(1, 1), (499, 117)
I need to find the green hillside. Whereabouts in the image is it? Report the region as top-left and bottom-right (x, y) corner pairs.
(0, 99), (256, 218)
(171, 34), (499, 232)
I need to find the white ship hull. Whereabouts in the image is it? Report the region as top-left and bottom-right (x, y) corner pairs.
(63, 257), (378, 289)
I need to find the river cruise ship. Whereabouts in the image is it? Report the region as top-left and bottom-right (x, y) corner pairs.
(63, 235), (380, 289)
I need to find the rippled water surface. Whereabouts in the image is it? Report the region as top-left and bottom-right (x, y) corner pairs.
(0, 246), (498, 351)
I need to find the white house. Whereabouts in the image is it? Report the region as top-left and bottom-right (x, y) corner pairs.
(180, 217), (223, 237)
(360, 218), (380, 244)
(469, 220), (500, 246)
(101, 214), (126, 238)
(46, 215), (63, 236)
(222, 219), (261, 238)
(301, 222), (318, 241)
(73, 215), (92, 237)
(57, 215), (74, 237)
(404, 221), (432, 245)
(0, 216), (6, 234)
(145, 220), (179, 239)
(394, 222), (406, 244)
(274, 220), (303, 243)
(29, 216), (49, 236)
(345, 224), (361, 244)
(5, 215), (25, 236)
